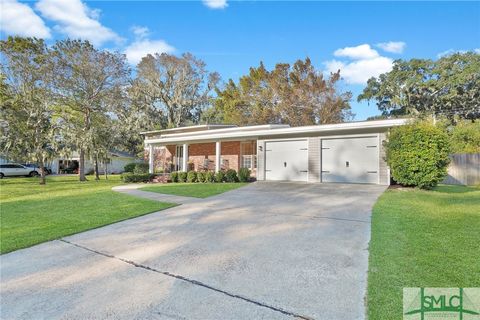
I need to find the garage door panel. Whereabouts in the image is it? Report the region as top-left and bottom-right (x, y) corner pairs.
(321, 137), (378, 184)
(265, 140), (308, 182)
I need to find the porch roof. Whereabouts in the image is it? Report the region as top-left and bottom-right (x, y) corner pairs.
(144, 119), (409, 145)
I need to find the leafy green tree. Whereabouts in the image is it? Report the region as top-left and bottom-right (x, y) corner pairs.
(209, 58), (352, 126)
(358, 52), (480, 119)
(134, 53), (219, 128)
(50, 40), (130, 181)
(449, 120), (480, 153)
(0, 37), (57, 184)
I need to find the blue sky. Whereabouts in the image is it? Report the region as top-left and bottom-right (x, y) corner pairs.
(2, 1), (480, 120)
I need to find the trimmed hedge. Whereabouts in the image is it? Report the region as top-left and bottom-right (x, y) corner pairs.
(238, 168), (251, 182)
(225, 169), (238, 182)
(386, 121), (451, 189)
(178, 172), (187, 183)
(215, 171), (225, 183)
(124, 162), (136, 173)
(205, 171), (215, 183)
(187, 171), (197, 183)
(170, 171), (179, 182)
(197, 171), (206, 183)
(121, 172), (154, 183)
(133, 163), (149, 174)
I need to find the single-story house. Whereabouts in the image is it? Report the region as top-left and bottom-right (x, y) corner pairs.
(50, 150), (140, 174)
(143, 119), (408, 185)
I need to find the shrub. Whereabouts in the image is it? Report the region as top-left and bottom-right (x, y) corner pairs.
(215, 170), (225, 183)
(197, 171), (206, 183)
(450, 120), (480, 154)
(238, 167), (251, 182)
(187, 170), (197, 183)
(178, 171), (188, 183)
(124, 162), (136, 173)
(225, 169), (238, 182)
(133, 163), (149, 174)
(170, 171), (179, 183)
(205, 171), (215, 183)
(386, 121), (451, 189)
(121, 172), (154, 183)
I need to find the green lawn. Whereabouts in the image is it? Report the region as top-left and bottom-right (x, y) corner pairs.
(141, 182), (248, 198)
(367, 184), (480, 319)
(0, 176), (175, 254)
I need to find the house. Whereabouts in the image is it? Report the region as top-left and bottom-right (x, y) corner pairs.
(143, 119), (409, 185)
(50, 150), (140, 174)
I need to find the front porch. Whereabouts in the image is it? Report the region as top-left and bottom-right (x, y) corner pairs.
(147, 140), (257, 177)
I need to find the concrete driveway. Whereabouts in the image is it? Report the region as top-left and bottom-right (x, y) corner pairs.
(0, 182), (386, 320)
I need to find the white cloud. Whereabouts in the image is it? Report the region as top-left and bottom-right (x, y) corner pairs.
(376, 41), (406, 54)
(325, 44), (393, 84)
(124, 27), (175, 65)
(202, 0), (228, 9)
(438, 48), (480, 58)
(475, 48), (480, 54)
(131, 26), (150, 39)
(325, 57), (393, 85)
(334, 44), (379, 60)
(0, 0), (51, 38)
(35, 0), (121, 46)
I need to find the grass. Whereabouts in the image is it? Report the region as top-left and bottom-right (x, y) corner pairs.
(367, 184), (480, 319)
(0, 175), (175, 254)
(141, 182), (248, 198)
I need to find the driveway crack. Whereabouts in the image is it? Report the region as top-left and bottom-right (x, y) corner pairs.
(59, 239), (314, 320)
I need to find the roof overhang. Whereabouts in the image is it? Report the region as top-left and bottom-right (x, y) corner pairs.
(145, 119), (410, 145)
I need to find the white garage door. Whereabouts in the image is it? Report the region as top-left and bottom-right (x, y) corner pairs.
(265, 140), (308, 182)
(321, 137), (379, 184)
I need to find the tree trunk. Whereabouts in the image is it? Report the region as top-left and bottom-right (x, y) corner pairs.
(79, 149), (86, 181)
(39, 157), (46, 185)
(104, 161), (108, 180)
(94, 155), (100, 180)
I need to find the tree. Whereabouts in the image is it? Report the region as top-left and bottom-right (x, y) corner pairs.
(209, 58), (352, 126)
(449, 120), (480, 153)
(134, 52), (219, 128)
(50, 40), (130, 181)
(358, 52), (480, 120)
(0, 37), (56, 184)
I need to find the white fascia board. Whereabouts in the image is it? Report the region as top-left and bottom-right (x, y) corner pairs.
(145, 119), (409, 145)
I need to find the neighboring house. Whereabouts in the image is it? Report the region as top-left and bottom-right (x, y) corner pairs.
(142, 119), (408, 185)
(51, 150), (140, 174)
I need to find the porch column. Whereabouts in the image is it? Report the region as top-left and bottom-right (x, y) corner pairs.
(182, 143), (188, 172)
(215, 141), (221, 173)
(148, 144), (154, 174)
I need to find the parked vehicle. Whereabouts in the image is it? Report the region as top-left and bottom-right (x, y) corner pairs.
(22, 163), (52, 175)
(0, 163), (40, 178)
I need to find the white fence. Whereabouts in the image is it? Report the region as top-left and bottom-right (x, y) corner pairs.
(442, 153), (480, 186)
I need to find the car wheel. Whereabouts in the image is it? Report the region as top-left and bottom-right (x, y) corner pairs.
(29, 171), (39, 177)
(0, 173), (4, 179)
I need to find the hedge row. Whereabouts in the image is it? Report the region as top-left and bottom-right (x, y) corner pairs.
(120, 172), (155, 183)
(171, 168), (251, 183)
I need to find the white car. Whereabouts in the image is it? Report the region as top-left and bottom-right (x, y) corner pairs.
(0, 163), (40, 178)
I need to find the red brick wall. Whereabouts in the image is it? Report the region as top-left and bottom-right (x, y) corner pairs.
(148, 141), (253, 173)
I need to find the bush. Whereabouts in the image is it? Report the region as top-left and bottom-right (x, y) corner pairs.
(187, 170), (197, 183)
(178, 171), (187, 183)
(215, 170), (225, 183)
(205, 171), (215, 183)
(450, 120), (480, 154)
(225, 169), (238, 182)
(133, 163), (149, 174)
(197, 171), (206, 183)
(386, 121), (451, 189)
(124, 162), (136, 173)
(170, 171), (179, 183)
(121, 172), (154, 183)
(238, 168), (251, 182)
